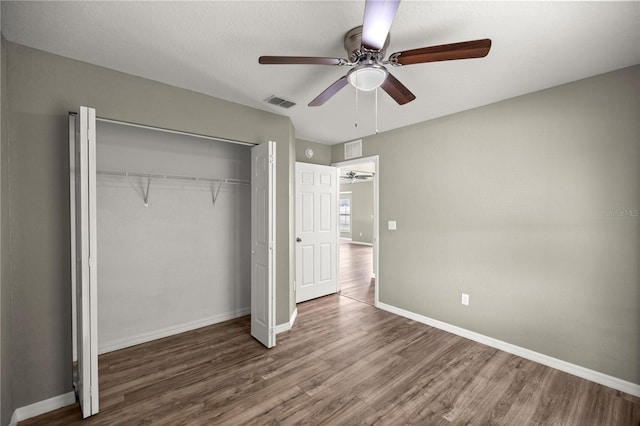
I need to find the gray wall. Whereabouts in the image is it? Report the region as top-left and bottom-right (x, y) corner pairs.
(341, 181), (374, 244)
(3, 40), (294, 411)
(332, 66), (640, 385)
(1, 35), (12, 426)
(295, 138), (331, 165)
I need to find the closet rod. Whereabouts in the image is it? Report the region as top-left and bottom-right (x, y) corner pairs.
(97, 170), (249, 185)
(96, 117), (257, 147)
(69, 112), (257, 147)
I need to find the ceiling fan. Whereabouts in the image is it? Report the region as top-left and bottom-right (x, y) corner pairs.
(340, 170), (374, 183)
(259, 0), (491, 107)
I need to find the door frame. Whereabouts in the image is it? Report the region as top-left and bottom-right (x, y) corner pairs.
(332, 155), (380, 307)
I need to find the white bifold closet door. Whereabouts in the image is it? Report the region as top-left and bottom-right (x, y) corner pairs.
(251, 141), (276, 348)
(69, 106), (99, 418)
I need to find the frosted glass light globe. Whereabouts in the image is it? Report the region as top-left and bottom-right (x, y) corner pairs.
(348, 66), (388, 91)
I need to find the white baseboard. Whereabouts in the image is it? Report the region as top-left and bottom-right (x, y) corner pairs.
(274, 307), (298, 334)
(9, 391), (76, 426)
(349, 240), (373, 246)
(98, 307), (250, 354)
(377, 302), (640, 398)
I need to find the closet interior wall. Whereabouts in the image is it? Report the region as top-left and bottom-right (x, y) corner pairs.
(95, 120), (251, 353)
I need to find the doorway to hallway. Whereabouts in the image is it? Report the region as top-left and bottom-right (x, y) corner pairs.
(334, 154), (379, 307)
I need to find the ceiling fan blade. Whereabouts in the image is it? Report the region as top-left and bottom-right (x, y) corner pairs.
(390, 39), (492, 65)
(259, 56), (345, 65)
(308, 75), (349, 107)
(362, 0), (401, 51)
(380, 73), (416, 105)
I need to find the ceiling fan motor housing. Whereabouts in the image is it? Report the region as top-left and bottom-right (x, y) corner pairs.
(344, 26), (389, 64)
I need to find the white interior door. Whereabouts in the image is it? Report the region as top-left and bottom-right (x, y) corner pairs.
(295, 162), (338, 303)
(251, 141), (276, 348)
(69, 106), (99, 418)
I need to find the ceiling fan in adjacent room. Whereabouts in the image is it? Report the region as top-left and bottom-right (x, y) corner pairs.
(340, 170), (375, 183)
(259, 0), (491, 107)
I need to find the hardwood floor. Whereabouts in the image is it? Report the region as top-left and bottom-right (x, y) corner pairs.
(339, 240), (374, 306)
(20, 294), (640, 425)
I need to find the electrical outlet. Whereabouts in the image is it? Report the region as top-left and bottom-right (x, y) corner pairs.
(461, 293), (469, 306)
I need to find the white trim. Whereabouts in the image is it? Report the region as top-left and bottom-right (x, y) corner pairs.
(98, 308), (250, 354)
(274, 307), (298, 334)
(377, 302), (640, 397)
(348, 241), (373, 246)
(9, 391), (76, 426)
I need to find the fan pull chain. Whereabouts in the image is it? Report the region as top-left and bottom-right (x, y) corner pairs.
(354, 77), (359, 128)
(375, 87), (379, 134)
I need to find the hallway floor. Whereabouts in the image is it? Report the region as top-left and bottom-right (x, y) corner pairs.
(339, 240), (374, 305)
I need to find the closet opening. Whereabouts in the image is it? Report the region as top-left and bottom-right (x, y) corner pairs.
(70, 109), (276, 418)
(94, 118), (252, 352)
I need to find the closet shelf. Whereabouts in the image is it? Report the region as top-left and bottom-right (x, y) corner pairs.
(96, 170), (249, 186)
(97, 170), (248, 207)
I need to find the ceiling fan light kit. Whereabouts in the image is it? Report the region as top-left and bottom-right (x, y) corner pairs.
(259, 0), (491, 110)
(348, 65), (388, 91)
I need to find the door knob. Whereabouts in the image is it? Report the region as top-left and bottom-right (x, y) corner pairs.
(296, 237), (302, 242)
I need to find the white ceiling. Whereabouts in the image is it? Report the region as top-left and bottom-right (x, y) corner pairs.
(2, 1), (639, 145)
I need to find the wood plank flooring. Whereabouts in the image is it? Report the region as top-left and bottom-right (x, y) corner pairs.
(339, 241), (374, 306)
(21, 295), (640, 425)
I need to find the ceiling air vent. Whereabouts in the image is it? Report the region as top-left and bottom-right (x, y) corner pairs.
(265, 95), (296, 109)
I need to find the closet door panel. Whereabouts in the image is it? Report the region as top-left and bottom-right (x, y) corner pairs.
(70, 106), (99, 418)
(251, 141), (276, 348)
